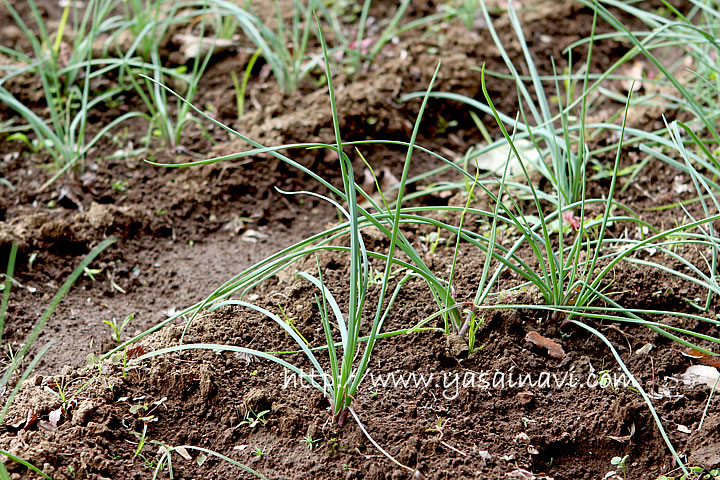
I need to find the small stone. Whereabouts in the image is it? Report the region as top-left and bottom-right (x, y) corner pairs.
(516, 391), (534, 405)
(72, 400), (95, 426)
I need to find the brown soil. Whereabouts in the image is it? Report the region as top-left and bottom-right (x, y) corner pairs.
(1, 1), (718, 479)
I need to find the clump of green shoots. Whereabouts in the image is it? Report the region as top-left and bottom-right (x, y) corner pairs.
(134, 21), (447, 434)
(0, 0), (145, 189)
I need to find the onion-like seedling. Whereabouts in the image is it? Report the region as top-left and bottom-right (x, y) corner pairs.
(133, 21), (449, 438)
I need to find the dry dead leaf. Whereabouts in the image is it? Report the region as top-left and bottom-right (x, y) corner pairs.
(525, 331), (565, 359)
(126, 345), (147, 360)
(24, 407), (37, 430)
(505, 469), (554, 480)
(677, 424), (692, 434)
(172, 34), (236, 62)
(478, 450), (492, 462)
(175, 446), (192, 460)
(473, 139), (541, 178)
(48, 407), (62, 428)
(672, 175), (693, 194)
(680, 365), (720, 389)
(516, 391), (534, 405)
(608, 423), (635, 443)
(241, 229), (268, 243)
(506, 470), (535, 480)
(358, 166), (400, 207)
(620, 60), (644, 92)
(682, 347), (720, 368)
(38, 421), (57, 432)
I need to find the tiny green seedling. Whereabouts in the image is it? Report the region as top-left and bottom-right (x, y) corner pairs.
(5, 133), (38, 152)
(368, 266), (405, 287)
(231, 47), (262, 119)
(277, 304), (309, 346)
(326, 438), (346, 455)
(104, 313), (135, 343)
(656, 466), (720, 480)
(301, 435), (321, 451)
(46, 375), (97, 411)
(521, 417), (536, 429)
(605, 455), (629, 479)
(134, 423), (149, 458)
(424, 229), (444, 254)
(138, 452), (159, 471)
(3, 346), (21, 381)
(240, 408), (269, 428)
(467, 309), (485, 354)
(112, 180), (129, 192)
(426, 416), (446, 439)
(253, 447), (265, 458)
(83, 266), (103, 281)
(126, 397), (166, 457)
(598, 369), (619, 393)
(110, 346), (139, 378)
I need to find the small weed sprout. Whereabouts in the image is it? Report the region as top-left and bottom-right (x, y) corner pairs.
(605, 455), (629, 479)
(110, 346), (141, 378)
(2, 346), (22, 382)
(426, 416), (445, 438)
(466, 309), (484, 354)
(112, 180), (129, 192)
(277, 304), (309, 346)
(105, 313), (135, 343)
(597, 369), (618, 392)
(46, 375), (97, 411)
(83, 266), (103, 281)
(301, 435), (321, 451)
(151, 443), (269, 479)
(521, 417), (536, 429)
(231, 47), (263, 119)
(87, 353), (104, 375)
(126, 397), (167, 459)
(240, 407), (270, 429)
(425, 229), (443, 254)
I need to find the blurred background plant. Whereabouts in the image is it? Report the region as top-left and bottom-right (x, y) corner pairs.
(0, 0), (145, 189)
